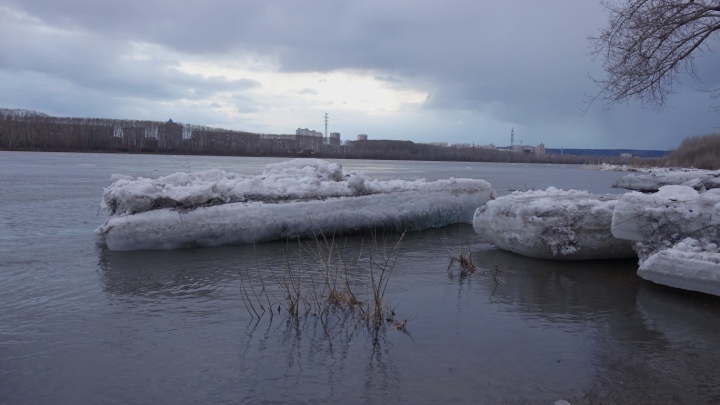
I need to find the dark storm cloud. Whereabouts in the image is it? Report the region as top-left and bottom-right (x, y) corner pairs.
(0, 5), (260, 111)
(1, 0), (718, 149)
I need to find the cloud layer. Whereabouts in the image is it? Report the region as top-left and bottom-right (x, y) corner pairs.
(1, 0), (718, 149)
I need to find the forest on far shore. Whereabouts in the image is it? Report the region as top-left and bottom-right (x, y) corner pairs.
(660, 133), (720, 170)
(0, 108), (669, 165)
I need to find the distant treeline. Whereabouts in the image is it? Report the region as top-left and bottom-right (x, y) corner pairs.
(0, 108), (640, 164)
(661, 133), (720, 170)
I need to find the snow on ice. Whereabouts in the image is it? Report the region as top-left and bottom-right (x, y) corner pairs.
(95, 159), (495, 250)
(472, 187), (635, 260)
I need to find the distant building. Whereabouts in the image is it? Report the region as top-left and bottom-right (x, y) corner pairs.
(620, 152), (633, 158)
(329, 132), (341, 146)
(429, 142), (448, 148)
(509, 142), (545, 156)
(296, 127), (323, 137)
(357, 134), (368, 141)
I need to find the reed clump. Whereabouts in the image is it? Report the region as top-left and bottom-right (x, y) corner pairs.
(446, 226), (478, 279)
(239, 230), (408, 332)
(446, 235), (504, 287)
(447, 247), (476, 278)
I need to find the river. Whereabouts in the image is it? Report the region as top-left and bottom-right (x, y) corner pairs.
(1, 151), (719, 404)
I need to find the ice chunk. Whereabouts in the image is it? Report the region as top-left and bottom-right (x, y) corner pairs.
(472, 187), (635, 260)
(101, 159), (369, 216)
(639, 238), (720, 297)
(99, 158), (485, 216)
(611, 186), (720, 263)
(613, 168), (720, 192)
(95, 159), (495, 250)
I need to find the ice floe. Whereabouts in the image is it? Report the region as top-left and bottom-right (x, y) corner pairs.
(610, 186), (720, 263)
(95, 159), (495, 250)
(638, 238), (720, 296)
(610, 185), (720, 296)
(613, 168), (720, 192)
(472, 187), (635, 260)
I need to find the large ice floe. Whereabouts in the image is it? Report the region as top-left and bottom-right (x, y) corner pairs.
(95, 159), (495, 250)
(613, 168), (720, 192)
(611, 186), (720, 262)
(611, 185), (720, 295)
(472, 187), (635, 260)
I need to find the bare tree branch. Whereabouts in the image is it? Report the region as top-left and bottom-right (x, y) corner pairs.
(589, 0), (720, 110)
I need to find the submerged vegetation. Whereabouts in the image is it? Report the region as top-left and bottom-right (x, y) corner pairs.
(239, 230), (410, 334)
(446, 229), (504, 287)
(447, 247), (477, 278)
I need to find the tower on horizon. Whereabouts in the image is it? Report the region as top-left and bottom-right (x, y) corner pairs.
(511, 127), (514, 148)
(324, 113), (328, 138)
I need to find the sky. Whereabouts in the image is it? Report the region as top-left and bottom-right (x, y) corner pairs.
(1, 0), (718, 150)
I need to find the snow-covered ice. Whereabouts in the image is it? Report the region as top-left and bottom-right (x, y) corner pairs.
(472, 187), (635, 260)
(638, 238), (720, 296)
(585, 163), (651, 172)
(613, 168), (720, 192)
(95, 159), (495, 250)
(611, 185), (720, 296)
(610, 186), (720, 263)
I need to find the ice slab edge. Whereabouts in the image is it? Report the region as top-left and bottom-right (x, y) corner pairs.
(613, 169), (720, 192)
(639, 239), (720, 296)
(96, 184), (494, 251)
(610, 186), (719, 241)
(611, 186), (720, 263)
(473, 188), (635, 260)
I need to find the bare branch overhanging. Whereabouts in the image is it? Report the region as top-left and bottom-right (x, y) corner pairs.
(589, 0), (720, 109)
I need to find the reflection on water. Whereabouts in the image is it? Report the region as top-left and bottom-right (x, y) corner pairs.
(468, 243), (720, 404)
(472, 247), (641, 324)
(91, 225), (720, 404)
(99, 247), (247, 298)
(236, 315), (404, 404)
(98, 237), (411, 403)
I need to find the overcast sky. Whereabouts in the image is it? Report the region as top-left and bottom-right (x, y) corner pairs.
(1, 0), (719, 150)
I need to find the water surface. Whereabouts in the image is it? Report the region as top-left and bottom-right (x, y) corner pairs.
(1, 152), (719, 404)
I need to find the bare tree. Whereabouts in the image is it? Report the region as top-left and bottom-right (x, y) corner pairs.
(590, 0), (720, 110)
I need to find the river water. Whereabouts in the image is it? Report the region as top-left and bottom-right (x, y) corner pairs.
(1, 151), (719, 404)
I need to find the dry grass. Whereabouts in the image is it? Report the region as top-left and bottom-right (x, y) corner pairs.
(447, 247), (477, 278)
(239, 230), (408, 333)
(446, 234), (504, 287)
